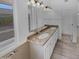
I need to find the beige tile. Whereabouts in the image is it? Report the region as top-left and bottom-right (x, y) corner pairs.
(51, 35), (79, 59)
(51, 53), (69, 59)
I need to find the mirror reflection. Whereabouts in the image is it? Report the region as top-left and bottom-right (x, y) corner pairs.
(0, 2), (14, 42)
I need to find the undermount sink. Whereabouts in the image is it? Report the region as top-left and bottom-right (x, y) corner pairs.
(38, 33), (49, 39)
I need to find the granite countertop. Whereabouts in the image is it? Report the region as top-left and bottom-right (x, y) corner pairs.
(27, 25), (58, 46)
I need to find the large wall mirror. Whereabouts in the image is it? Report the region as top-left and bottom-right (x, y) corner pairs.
(28, 0), (44, 32)
(0, 0), (14, 47)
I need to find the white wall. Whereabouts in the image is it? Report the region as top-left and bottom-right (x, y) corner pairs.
(13, 0), (29, 59)
(42, 0), (78, 35)
(13, 0), (29, 44)
(30, 0), (78, 35)
(42, 9), (62, 35)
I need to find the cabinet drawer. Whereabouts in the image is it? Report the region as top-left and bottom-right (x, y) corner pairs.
(45, 45), (51, 59)
(44, 30), (58, 59)
(44, 29), (58, 48)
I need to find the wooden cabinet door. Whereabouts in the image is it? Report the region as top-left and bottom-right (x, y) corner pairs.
(45, 45), (51, 59)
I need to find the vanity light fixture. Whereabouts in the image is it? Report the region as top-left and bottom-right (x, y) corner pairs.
(28, 0), (52, 11)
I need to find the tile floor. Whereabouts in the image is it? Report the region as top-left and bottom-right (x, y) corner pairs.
(51, 35), (79, 59)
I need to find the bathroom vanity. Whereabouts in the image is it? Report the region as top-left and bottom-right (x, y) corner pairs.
(27, 25), (59, 59)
